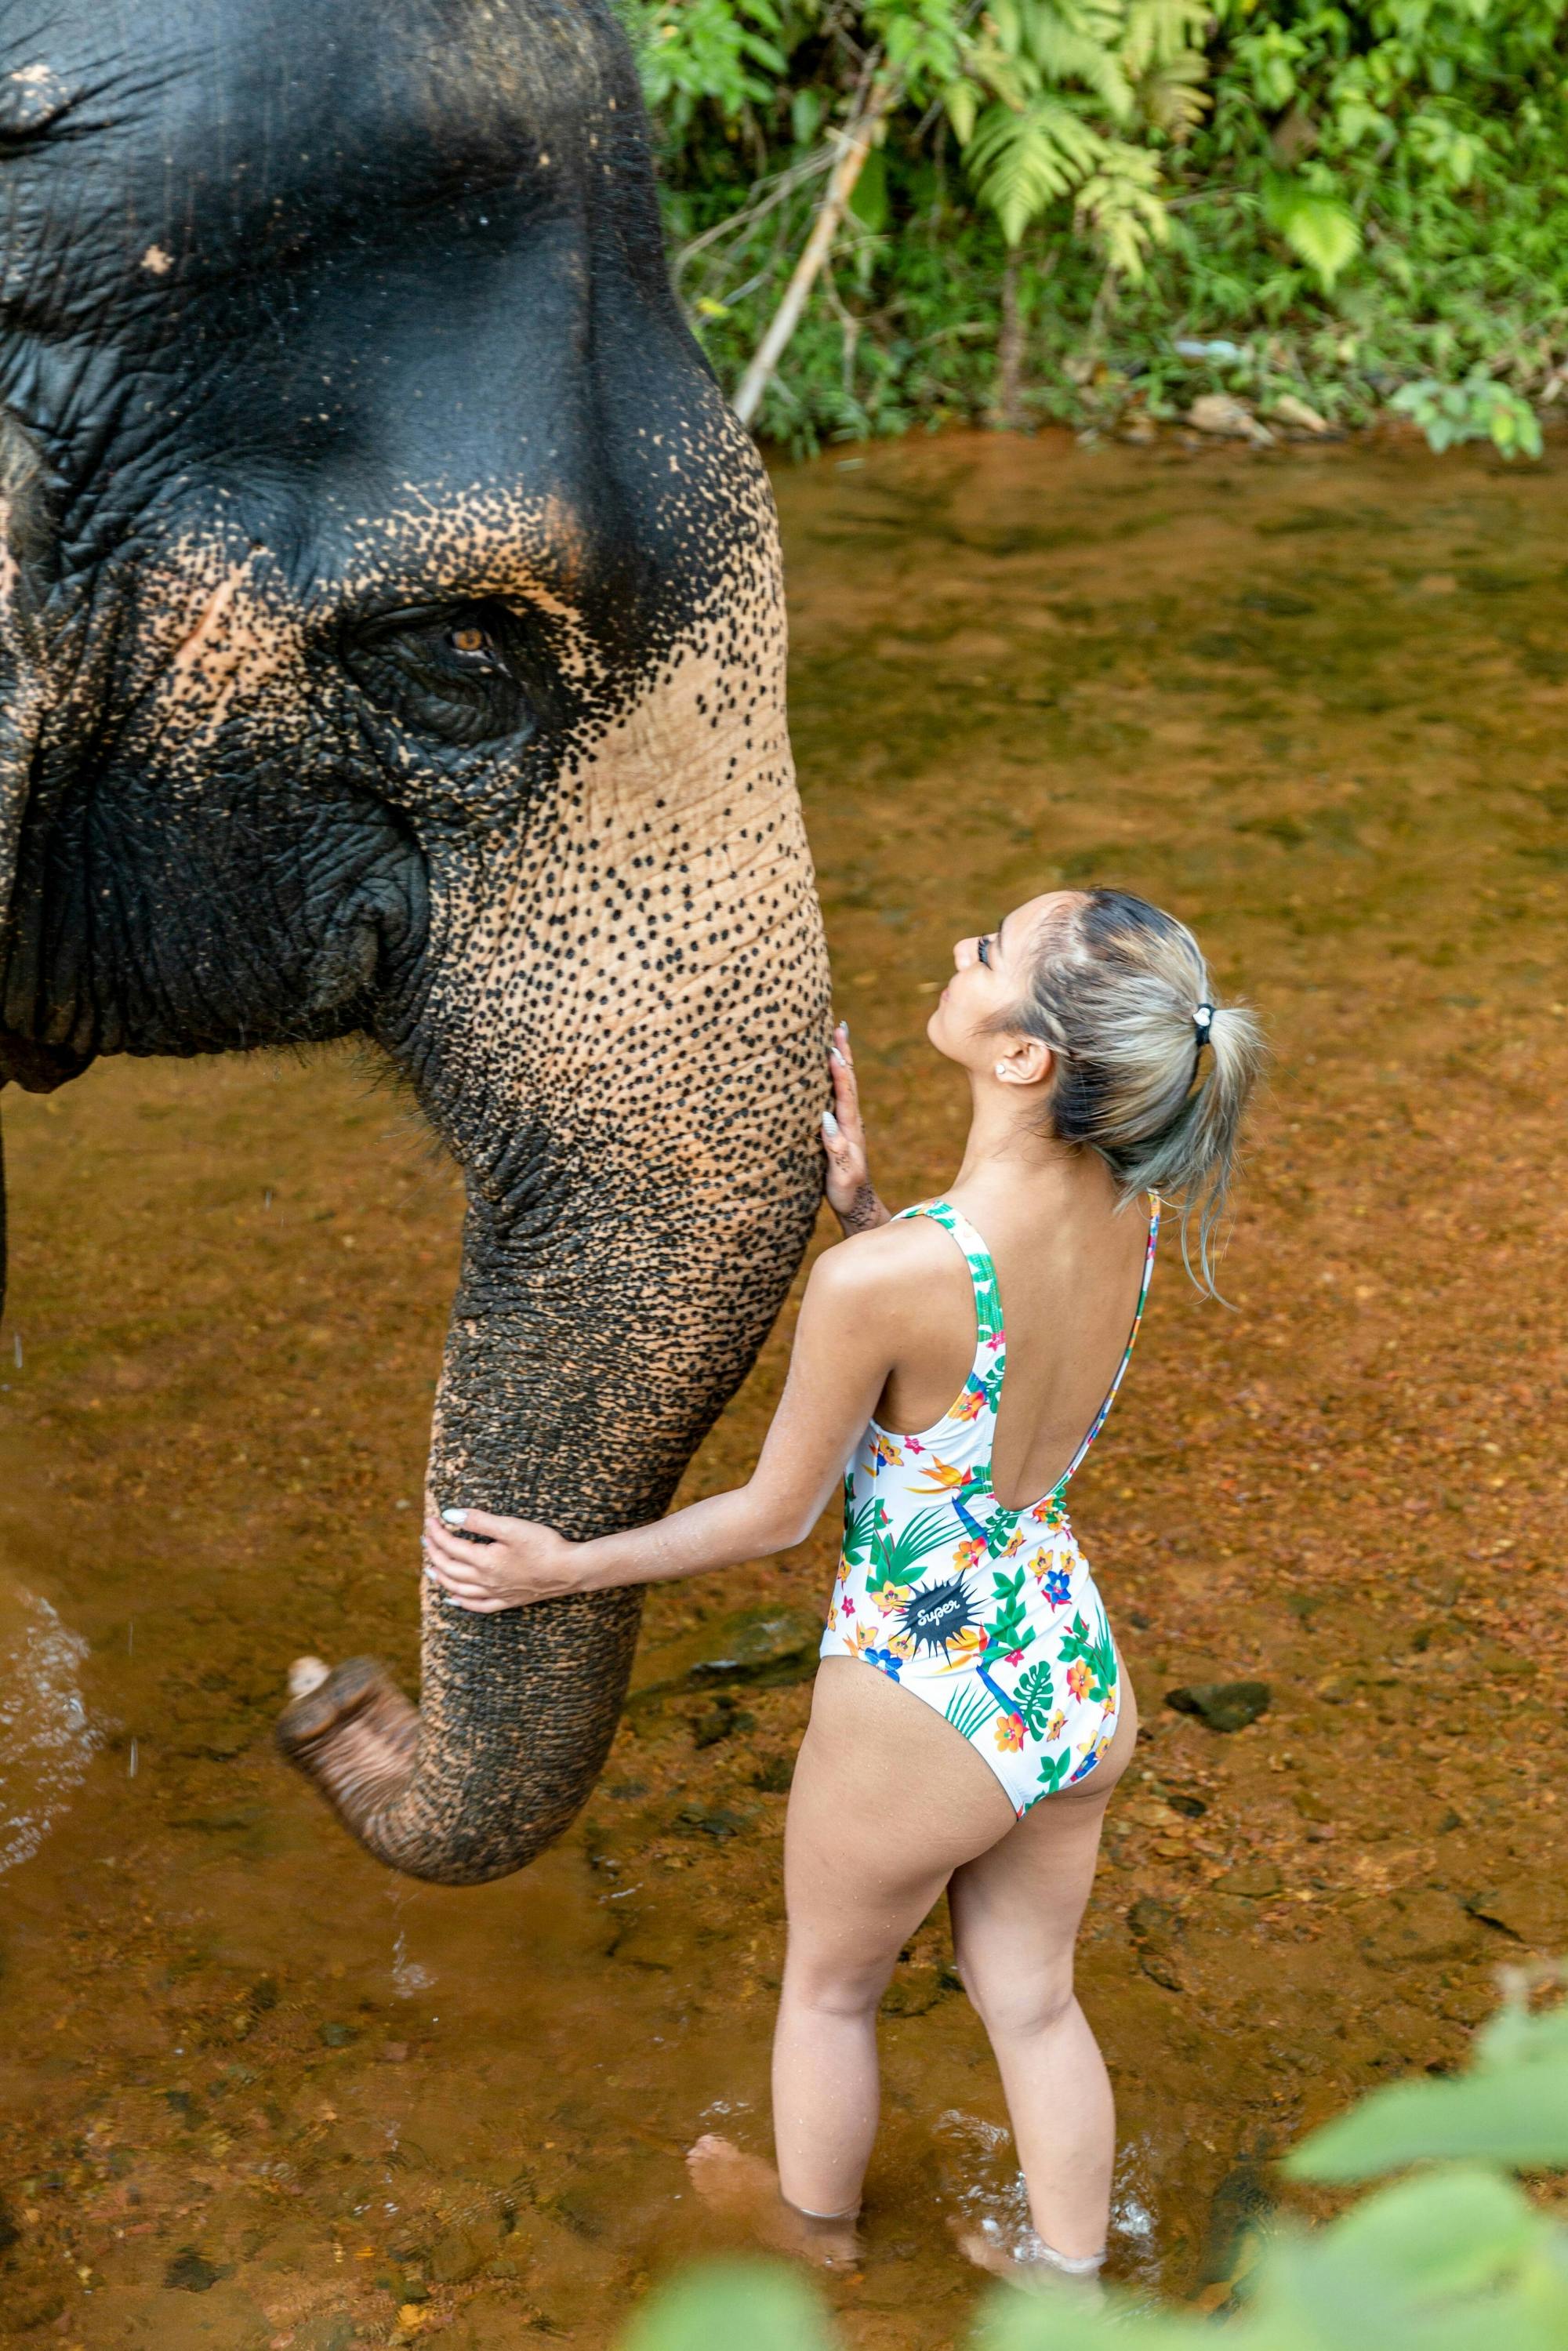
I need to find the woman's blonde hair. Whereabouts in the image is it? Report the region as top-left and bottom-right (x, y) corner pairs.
(1004, 888), (1265, 1293)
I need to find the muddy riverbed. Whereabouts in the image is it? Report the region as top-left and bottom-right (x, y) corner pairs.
(1, 429), (1564, 2349)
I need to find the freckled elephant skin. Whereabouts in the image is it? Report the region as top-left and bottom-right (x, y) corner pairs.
(0, 1), (829, 1879)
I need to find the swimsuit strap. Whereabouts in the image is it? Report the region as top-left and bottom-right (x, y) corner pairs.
(893, 1199), (1005, 1361)
(1047, 1195), (1160, 1503)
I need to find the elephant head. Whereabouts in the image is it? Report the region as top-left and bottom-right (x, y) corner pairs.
(0, 0), (828, 1881)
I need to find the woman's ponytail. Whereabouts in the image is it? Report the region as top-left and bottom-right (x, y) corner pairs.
(1004, 890), (1265, 1294)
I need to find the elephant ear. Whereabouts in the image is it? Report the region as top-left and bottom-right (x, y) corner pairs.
(0, 404), (41, 935)
(0, 405), (80, 1092)
(0, 405), (48, 987)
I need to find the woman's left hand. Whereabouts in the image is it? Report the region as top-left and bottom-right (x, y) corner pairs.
(421, 1507), (587, 1613)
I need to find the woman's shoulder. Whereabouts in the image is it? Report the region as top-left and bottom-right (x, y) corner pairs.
(807, 1211), (968, 1312)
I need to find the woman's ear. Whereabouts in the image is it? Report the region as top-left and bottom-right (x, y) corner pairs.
(992, 1034), (1054, 1090)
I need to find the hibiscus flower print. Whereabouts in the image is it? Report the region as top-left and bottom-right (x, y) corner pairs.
(953, 1536), (988, 1571)
(993, 1711), (1027, 1753)
(1034, 1562), (1073, 1606)
(868, 1432), (904, 1472)
(1065, 1657), (1092, 1703)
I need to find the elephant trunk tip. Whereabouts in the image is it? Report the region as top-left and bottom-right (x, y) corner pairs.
(288, 1653), (332, 1700)
(275, 1653), (563, 1887)
(275, 1651), (424, 1860)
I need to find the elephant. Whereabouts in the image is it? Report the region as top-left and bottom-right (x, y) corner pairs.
(0, 0), (828, 1882)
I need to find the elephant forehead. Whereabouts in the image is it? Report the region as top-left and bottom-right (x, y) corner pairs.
(125, 437), (780, 738)
(336, 491), (593, 633)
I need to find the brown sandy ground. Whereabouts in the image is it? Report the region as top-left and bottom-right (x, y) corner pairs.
(0, 429), (1563, 2348)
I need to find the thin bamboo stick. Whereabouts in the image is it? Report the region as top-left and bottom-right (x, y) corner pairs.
(732, 78), (895, 429)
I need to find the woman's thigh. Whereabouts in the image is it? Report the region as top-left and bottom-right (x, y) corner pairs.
(948, 1663), (1139, 2016)
(782, 1659), (1017, 1998)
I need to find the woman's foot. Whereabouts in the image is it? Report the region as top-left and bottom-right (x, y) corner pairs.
(949, 2215), (1105, 2302)
(686, 2135), (862, 2269)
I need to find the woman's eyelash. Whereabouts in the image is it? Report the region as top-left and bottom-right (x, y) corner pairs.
(978, 934), (993, 967)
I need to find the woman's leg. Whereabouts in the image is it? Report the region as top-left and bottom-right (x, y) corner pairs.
(947, 1671), (1138, 2265)
(771, 1658), (1016, 2221)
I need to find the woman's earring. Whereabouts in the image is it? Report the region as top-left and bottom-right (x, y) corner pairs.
(995, 1064), (1009, 1080)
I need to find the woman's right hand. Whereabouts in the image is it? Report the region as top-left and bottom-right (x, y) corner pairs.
(822, 1021), (890, 1235)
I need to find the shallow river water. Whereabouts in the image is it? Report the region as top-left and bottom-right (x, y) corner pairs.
(0, 429), (1564, 2348)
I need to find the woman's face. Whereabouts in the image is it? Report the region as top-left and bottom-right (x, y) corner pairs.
(925, 890), (1073, 1069)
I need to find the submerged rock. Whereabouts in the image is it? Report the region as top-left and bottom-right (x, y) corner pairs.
(685, 1607), (819, 1690)
(1465, 1878), (1568, 1950)
(1214, 1861), (1282, 1899)
(630, 1605), (818, 1712)
(1165, 1681), (1271, 1733)
(1363, 1889), (1478, 1968)
(163, 2248), (228, 2292)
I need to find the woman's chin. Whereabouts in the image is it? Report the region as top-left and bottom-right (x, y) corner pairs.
(925, 1006), (956, 1058)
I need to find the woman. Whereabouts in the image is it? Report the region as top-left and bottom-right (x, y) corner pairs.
(422, 886), (1262, 2291)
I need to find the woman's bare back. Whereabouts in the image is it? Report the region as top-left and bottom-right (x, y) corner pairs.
(869, 1159), (1155, 1511)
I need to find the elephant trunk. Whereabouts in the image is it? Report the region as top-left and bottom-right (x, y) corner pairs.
(277, 1159), (815, 1884)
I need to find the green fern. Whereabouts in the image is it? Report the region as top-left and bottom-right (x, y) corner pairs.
(1264, 172), (1363, 289)
(953, 0), (1199, 262)
(965, 98), (1107, 245)
(1075, 141), (1171, 279)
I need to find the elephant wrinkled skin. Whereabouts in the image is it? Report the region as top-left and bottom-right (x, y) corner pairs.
(0, 0), (829, 1881)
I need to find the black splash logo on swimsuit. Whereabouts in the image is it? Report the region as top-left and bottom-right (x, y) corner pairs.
(898, 1575), (980, 1658)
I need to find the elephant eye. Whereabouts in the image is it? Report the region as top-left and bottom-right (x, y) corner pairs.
(343, 600), (550, 748)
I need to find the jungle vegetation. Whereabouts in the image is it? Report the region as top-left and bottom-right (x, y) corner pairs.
(617, 0), (1566, 457)
(615, 1965), (1568, 2347)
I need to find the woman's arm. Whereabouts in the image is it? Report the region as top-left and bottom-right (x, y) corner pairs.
(421, 1237), (901, 1613)
(822, 1021), (892, 1235)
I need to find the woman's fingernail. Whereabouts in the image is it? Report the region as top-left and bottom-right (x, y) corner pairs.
(441, 1507), (467, 1528)
(425, 1565), (440, 1583)
(829, 1046), (845, 1065)
(822, 1109), (840, 1136)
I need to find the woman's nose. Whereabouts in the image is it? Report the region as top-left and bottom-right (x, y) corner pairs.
(954, 937), (975, 970)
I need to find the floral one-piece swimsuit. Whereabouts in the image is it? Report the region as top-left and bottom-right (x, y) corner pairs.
(820, 1195), (1159, 1815)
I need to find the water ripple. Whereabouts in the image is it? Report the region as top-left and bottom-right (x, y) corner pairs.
(0, 1584), (101, 1874)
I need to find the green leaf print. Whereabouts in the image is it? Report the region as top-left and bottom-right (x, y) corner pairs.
(946, 1682), (1000, 1743)
(982, 1566), (1034, 1660)
(1058, 1610), (1117, 1706)
(1033, 1749), (1075, 1801)
(840, 1496), (881, 1570)
(869, 1504), (957, 1591)
(1011, 1659), (1056, 1736)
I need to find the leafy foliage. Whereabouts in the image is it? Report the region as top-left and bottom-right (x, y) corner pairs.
(615, 1972), (1568, 2350)
(619, 0), (1568, 455)
(1389, 372), (1544, 460)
